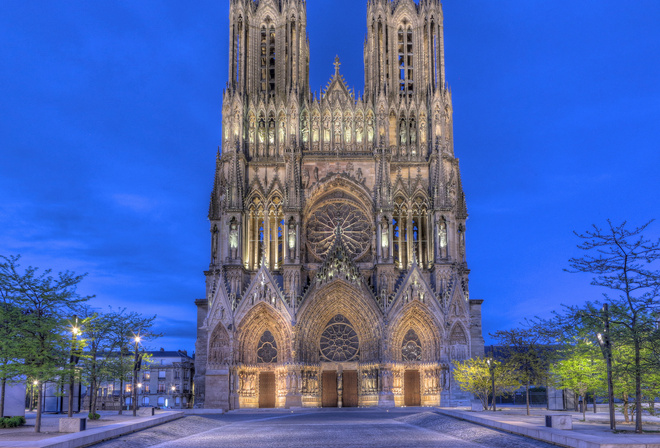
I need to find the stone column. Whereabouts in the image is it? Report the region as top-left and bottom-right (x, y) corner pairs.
(376, 219), (382, 261)
(337, 370), (343, 408)
(283, 216), (289, 263)
(378, 365), (395, 407)
(295, 221), (301, 263)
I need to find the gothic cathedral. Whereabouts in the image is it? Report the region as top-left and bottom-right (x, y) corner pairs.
(195, 0), (484, 410)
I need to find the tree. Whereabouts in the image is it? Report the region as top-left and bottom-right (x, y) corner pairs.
(76, 306), (116, 418)
(566, 220), (660, 433)
(1, 255), (91, 432)
(0, 256), (23, 418)
(491, 325), (555, 416)
(551, 341), (606, 421)
(105, 309), (159, 414)
(452, 357), (520, 410)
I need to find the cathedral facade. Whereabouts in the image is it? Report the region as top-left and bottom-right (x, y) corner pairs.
(194, 0), (484, 410)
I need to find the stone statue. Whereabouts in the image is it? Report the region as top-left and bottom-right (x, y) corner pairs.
(302, 169), (310, 189)
(381, 223), (389, 250)
(438, 220), (447, 253)
(211, 225), (219, 265)
(314, 167), (319, 182)
(288, 221), (297, 257)
(229, 220), (239, 259)
(356, 168), (363, 183)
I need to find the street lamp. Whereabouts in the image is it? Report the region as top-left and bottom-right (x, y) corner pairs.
(68, 317), (81, 418)
(596, 303), (616, 431)
(486, 358), (496, 412)
(132, 335), (143, 417)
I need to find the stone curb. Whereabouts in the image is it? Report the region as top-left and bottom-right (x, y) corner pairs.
(0, 411), (184, 448)
(435, 409), (660, 448)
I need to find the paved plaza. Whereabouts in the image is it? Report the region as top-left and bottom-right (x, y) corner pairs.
(91, 409), (556, 448)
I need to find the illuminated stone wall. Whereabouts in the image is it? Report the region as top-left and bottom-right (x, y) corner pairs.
(194, 0), (484, 411)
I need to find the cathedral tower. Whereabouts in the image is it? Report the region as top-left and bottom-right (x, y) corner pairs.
(196, 0), (484, 411)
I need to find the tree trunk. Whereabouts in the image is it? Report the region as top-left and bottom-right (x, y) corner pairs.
(90, 378), (97, 416)
(118, 378), (123, 415)
(582, 394), (586, 421)
(623, 395), (630, 423)
(634, 338), (643, 433)
(35, 383), (43, 433)
(526, 381), (530, 416)
(593, 394), (597, 413)
(0, 377), (6, 418)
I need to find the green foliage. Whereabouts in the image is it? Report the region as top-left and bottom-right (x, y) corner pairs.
(88, 412), (101, 420)
(562, 220), (660, 432)
(551, 340), (606, 420)
(452, 357), (520, 410)
(0, 416), (26, 428)
(491, 324), (556, 415)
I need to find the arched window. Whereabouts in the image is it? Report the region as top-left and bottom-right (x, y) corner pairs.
(402, 329), (422, 361)
(260, 26), (268, 92)
(257, 330), (278, 363)
(320, 315), (359, 362)
(398, 25), (414, 97)
(269, 26), (276, 93)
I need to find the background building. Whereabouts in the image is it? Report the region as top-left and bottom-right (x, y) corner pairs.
(195, 0), (484, 410)
(89, 349), (194, 410)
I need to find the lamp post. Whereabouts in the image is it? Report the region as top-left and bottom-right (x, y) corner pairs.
(132, 336), (142, 417)
(597, 304), (616, 431)
(486, 358), (496, 412)
(68, 317), (80, 418)
(171, 385), (176, 409)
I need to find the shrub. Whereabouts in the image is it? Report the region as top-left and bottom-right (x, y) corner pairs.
(0, 416), (26, 428)
(88, 412), (101, 420)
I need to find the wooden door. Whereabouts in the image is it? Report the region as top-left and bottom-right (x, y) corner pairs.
(322, 371), (338, 407)
(404, 370), (421, 407)
(259, 372), (276, 408)
(342, 370), (359, 407)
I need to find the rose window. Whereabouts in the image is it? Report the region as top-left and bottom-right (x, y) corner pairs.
(306, 201), (371, 260)
(319, 314), (359, 362)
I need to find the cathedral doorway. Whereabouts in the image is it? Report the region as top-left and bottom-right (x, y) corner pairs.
(258, 372), (276, 408)
(342, 370), (359, 407)
(404, 370), (421, 407)
(321, 371), (338, 407)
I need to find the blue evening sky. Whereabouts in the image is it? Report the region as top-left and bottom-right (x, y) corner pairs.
(1, 1), (659, 353)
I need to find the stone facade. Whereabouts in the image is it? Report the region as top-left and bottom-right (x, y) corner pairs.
(194, 0), (484, 410)
(88, 349), (194, 410)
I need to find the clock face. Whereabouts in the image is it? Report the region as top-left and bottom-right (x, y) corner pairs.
(306, 200), (371, 261)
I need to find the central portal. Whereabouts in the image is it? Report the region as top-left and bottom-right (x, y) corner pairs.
(404, 370), (421, 407)
(258, 372), (276, 408)
(322, 371), (338, 407)
(342, 370), (358, 407)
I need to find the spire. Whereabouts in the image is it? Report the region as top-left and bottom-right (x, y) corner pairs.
(334, 55), (341, 76)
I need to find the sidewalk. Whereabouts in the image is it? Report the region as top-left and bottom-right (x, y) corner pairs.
(436, 406), (660, 448)
(0, 410), (183, 448)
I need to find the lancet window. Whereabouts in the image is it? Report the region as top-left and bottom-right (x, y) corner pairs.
(268, 26), (276, 93)
(260, 26), (268, 92)
(246, 195), (284, 271)
(393, 196), (431, 268)
(398, 25), (414, 97)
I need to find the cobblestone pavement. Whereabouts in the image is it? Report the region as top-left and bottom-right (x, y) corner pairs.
(92, 409), (558, 448)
